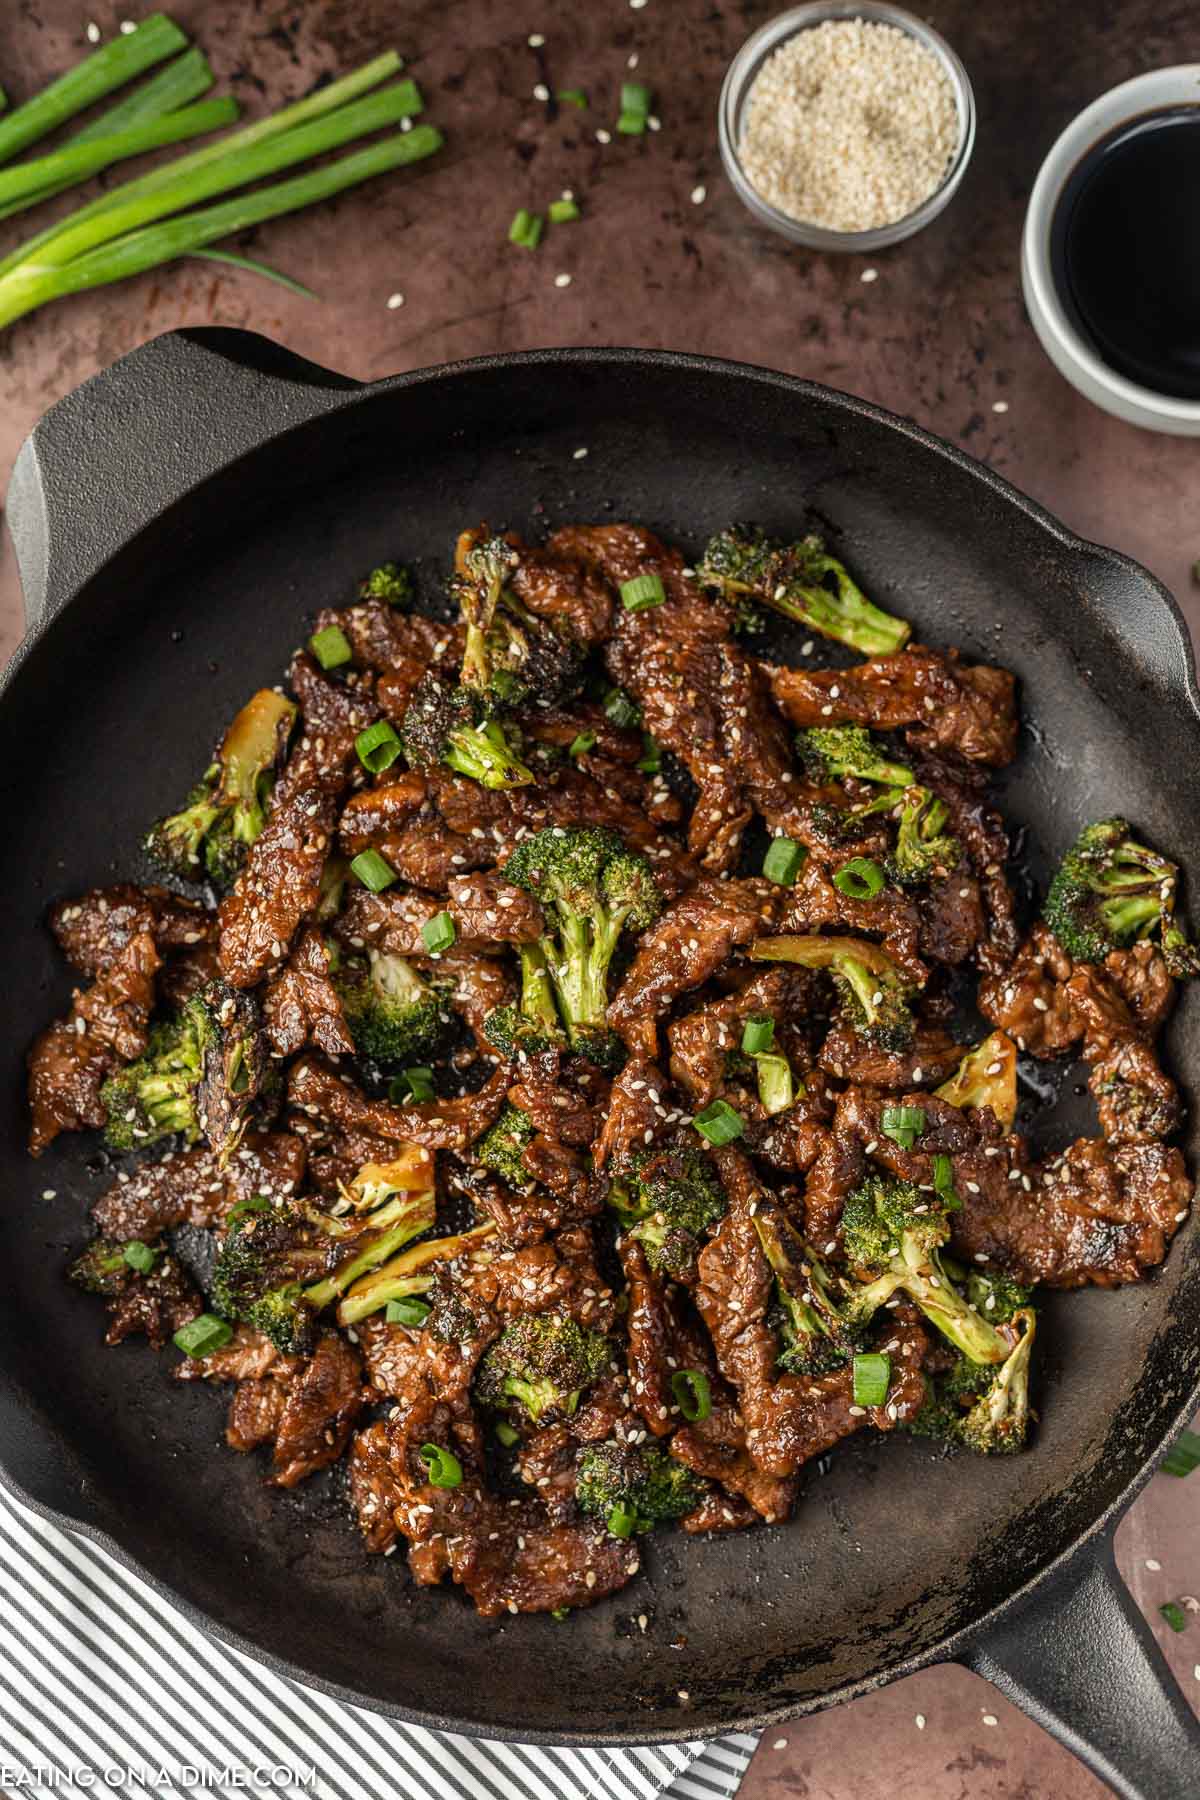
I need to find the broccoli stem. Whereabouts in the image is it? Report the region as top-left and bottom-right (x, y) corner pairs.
(305, 1190), (435, 1308)
(335, 1221), (496, 1325)
(444, 720), (534, 790)
(855, 1244), (1010, 1365)
(763, 554), (909, 657)
(1101, 894), (1164, 939)
(520, 942), (564, 1038)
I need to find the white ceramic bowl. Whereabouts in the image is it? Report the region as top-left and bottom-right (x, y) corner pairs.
(1022, 66), (1200, 435)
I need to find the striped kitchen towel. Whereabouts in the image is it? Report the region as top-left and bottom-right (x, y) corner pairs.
(0, 1482), (758, 1800)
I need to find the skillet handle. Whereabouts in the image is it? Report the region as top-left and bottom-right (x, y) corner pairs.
(966, 1530), (1200, 1799)
(6, 326), (360, 634)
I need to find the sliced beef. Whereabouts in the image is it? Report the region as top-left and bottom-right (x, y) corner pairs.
(49, 885), (213, 979)
(609, 879), (778, 1038)
(263, 928), (355, 1059)
(28, 931), (160, 1154)
(288, 1054), (511, 1151)
(770, 647), (1018, 767)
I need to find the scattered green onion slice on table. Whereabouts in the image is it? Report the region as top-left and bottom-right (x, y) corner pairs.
(832, 857), (885, 899)
(1161, 1429), (1200, 1477)
(351, 849), (398, 894)
(419, 1443), (463, 1489)
(852, 1353), (890, 1408)
(508, 208), (543, 249)
(694, 1099), (745, 1146)
(762, 836), (805, 886)
(421, 910), (456, 953)
(741, 1015), (775, 1056)
(309, 624), (353, 669)
(355, 719), (403, 772)
(548, 195), (580, 221)
(1160, 1601), (1188, 1633)
(174, 1313), (232, 1359)
(671, 1368), (712, 1422)
(620, 572), (665, 611)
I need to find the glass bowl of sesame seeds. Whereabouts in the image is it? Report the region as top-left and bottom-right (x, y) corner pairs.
(718, 1), (975, 253)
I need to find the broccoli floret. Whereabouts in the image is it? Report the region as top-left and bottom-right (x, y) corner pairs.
(751, 933), (915, 1052)
(840, 1173), (1012, 1367)
(484, 942), (568, 1059)
(334, 949), (445, 1067)
(145, 689), (297, 886)
(359, 561), (413, 605)
(502, 826), (662, 1065)
(966, 1268), (1032, 1325)
(698, 525), (911, 657)
(1043, 818), (1185, 965)
(335, 1220), (497, 1325)
(960, 1309), (1037, 1454)
(753, 1204), (865, 1377)
(607, 1136), (726, 1278)
(68, 1237), (135, 1296)
(212, 1183), (437, 1354)
(99, 980), (266, 1163)
(399, 671), (534, 789)
(475, 1310), (610, 1423)
(887, 787), (961, 886)
(474, 1103), (537, 1190)
(935, 1031), (1018, 1131)
(575, 1439), (704, 1533)
(454, 533), (582, 710)
(796, 725), (913, 791)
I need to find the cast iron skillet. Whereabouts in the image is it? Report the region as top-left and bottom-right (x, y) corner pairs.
(2, 331), (1200, 1796)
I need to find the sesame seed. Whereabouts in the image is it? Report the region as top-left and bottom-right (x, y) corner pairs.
(773, 1738), (788, 1750)
(861, 267), (879, 283)
(691, 184), (707, 205)
(628, 51), (640, 68)
(120, 18), (137, 32)
(528, 32), (545, 46)
(915, 1713), (926, 1729)
(647, 115), (661, 130)
(596, 128), (612, 144)
(992, 400), (1009, 413)
(42, 1189), (56, 1201)
(534, 83), (550, 101)
(1146, 1558), (1163, 1572)
(386, 292), (405, 309)
(981, 1713), (998, 1727)
(554, 271), (572, 288)
(86, 21), (101, 42)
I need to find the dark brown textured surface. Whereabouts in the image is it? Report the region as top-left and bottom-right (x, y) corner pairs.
(0, 2), (1199, 1793)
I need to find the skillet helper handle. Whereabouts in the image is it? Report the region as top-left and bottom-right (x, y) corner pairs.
(966, 1531), (1200, 1799)
(6, 326), (360, 634)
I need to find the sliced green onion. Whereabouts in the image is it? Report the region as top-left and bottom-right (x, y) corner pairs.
(621, 82), (653, 117)
(606, 1503), (637, 1539)
(421, 910), (456, 953)
(494, 1419), (520, 1447)
(174, 1313), (233, 1359)
(833, 857), (885, 900)
(385, 1296), (431, 1326)
(355, 719), (403, 773)
(880, 1104), (926, 1151)
(762, 836), (806, 886)
(393, 1065), (435, 1104)
(508, 208), (543, 249)
(694, 1099), (745, 1146)
(1161, 1601), (1189, 1633)
(568, 729), (596, 758)
(226, 1193), (272, 1227)
(931, 1153), (960, 1210)
(555, 90), (588, 110)
(419, 1443), (463, 1489)
(602, 685), (640, 728)
(741, 1015), (775, 1056)
(350, 849), (398, 894)
(1162, 1429), (1200, 1477)
(309, 624), (352, 669)
(636, 734), (661, 774)
(548, 196), (581, 221)
(619, 572), (666, 611)
(616, 112), (646, 135)
(852, 1352), (891, 1408)
(190, 248), (317, 299)
(671, 1368), (712, 1422)
(0, 14), (187, 168)
(755, 1052), (794, 1117)
(122, 1239), (158, 1273)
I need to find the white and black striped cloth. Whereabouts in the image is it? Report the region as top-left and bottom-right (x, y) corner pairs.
(0, 1483), (757, 1800)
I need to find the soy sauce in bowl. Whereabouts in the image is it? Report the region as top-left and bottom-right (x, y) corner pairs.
(1050, 105), (1200, 401)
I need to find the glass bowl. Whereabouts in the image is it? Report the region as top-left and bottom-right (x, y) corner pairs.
(718, 1), (977, 253)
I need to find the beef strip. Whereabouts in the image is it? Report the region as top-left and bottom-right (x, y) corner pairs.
(49, 884), (213, 978)
(100, 1251), (201, 1348)
(777, 857), (927, 982)
(667, 968), (818, 1110)
(621, 1237), (716, 1438)
(337, 775), (428, 853)
(609, 878), (779, 1041)
(978, 924), (1078, 1055)
(173, 1323), (298, 1385)
(158, 943), (223, 1007)
(770, 647), (1018, 767)
(266, 1331), (364, 1487)
(915, 753), (1018, 973)
(92, 1132), (306, 1239)
(507, 1050), (599, 1147)
(458, 1164), (601, 1247)
(509, 539), (615, 645)
(333, 873), (542, 956)
(817, 1022), (965, 1089)
(288, 1054), (511, 1150)
(593, 1055), (674, 1167)
(671, 1400), (798, 1524)
(28, 930), (160, 1154)
(263, 927), (355, 1059)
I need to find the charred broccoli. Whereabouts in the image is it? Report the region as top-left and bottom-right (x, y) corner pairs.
(484, 942), (567, 1059)
(212, 1182), (437, 1353)
(145, 689), (296, 887)
(698, 525), (911, 657)
(474, 1103), (537, 1190)
(69, 1237), (146, 1295)
(503, 826), (663, 1066)
(454, 531), (582, 710)
(1043, 818), (1195, 967)
(959, 1309), (1037, 1453)
(475, 1310), (610, 1422)
(935, 1032), (1018, 1131)
(752, 933), (915, 1052)
(840, 1172), (1011, 1366)
(796, 725), (913, 791)
(753, 1203), (864, 1376)
(399, 671), (535, 790)
(334, 949), (446, 1066)
(575, 1439), (704, 1534)
(100, 981), (266, 1164)
(607, 1136), (726, 1279)
(887, 787), (961, 886)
